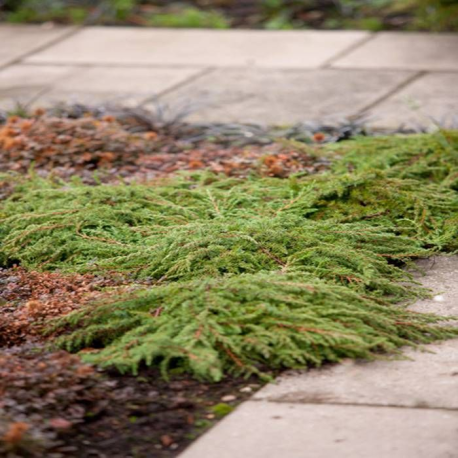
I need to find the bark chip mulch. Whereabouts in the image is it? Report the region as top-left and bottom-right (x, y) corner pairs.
(0, 114), (330, 183)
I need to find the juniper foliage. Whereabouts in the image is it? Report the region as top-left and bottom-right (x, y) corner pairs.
(53, 273), (457, 380)
(1, 131), (458, 380)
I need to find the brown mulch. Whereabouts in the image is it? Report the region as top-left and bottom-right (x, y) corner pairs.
(0, 114), (329, 183)
(0, 268), (125, 347)
(0, 114), (158, 180)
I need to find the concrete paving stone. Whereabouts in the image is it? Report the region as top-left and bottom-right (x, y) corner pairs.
(367, 73), (458, 131)
(332, 32), (458, 71)
(157, 68), (413, 124)
(32, 66), (206, 107)
(253, 340), (458, 409)
(254, 256), (458, 409)
(0, 24), (74, 68)
(0, 64), (77, 110)
(25, 27), (369, 69)
(178, 401), (458, 458)
(411, 256), (458, 316)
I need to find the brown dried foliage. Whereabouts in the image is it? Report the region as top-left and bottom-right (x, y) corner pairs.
(0, 268), (120, 347)
(0, 115), (327, 182)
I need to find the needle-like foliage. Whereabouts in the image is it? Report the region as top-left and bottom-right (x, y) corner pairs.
(1, 131), (457, 380)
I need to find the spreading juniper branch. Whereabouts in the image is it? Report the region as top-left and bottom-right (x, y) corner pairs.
(1, 131), (457, 380)
(52, 272), (457, 381)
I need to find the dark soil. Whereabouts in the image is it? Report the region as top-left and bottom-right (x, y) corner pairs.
(70, 369), (258, 458)
(0, 267), (261, 458)
(1, 344), (258, 458)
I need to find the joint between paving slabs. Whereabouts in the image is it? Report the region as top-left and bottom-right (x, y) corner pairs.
(357, 70), (427, 115)
(250, 398), (458, 413)
(0, 26), (83, 72)
(139, 67), (216, 106)
(14, 64), (95, 110)
(3, 65), (214, 112)
(320, 32), (377, 69)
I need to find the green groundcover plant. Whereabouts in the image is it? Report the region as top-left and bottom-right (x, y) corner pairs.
(1, 131), (458, 380)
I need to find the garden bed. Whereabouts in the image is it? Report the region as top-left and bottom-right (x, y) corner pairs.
(1, 341), (257, 458)
(1, 107), (458, 456)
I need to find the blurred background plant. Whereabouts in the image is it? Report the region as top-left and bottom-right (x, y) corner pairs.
(147, 6), (229, 28)
(0, 0), (457, 30)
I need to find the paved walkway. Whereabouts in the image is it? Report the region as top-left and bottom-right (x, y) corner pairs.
(0, 24), (457, 129)
(180, 256), (458, 458)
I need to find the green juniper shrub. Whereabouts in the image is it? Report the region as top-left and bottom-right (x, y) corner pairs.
(1, 131), (457, 380)
(49, 271), (456, 381)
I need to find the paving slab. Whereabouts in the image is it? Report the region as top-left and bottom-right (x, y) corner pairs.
(253, 340), (458, 409)
(0, 24), (74, 68)
(0, 64), (78, 110)
(158, 68), (413, 124)
(332, 32), (458, 71)
(178, 402), (458, 458)
(367, 73), (458, 130)
(25, 27), (369, 69)
(411, 256), (458, 316)
(254, 256), (458, 408)
(31, 66), (207, 107)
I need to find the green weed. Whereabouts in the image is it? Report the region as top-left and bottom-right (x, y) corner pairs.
(148, 8), (229, 29)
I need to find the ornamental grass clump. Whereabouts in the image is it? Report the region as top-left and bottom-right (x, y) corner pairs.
(1, 131), (457, 380)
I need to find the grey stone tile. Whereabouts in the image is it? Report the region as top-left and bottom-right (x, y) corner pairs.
(0, 64), (77, 110)
(253, 341), (458, 409)
(367, 73), (458, 130)
(254, 256), (458, 409)
(26, 27), (369, 69)
(411, 256), (458, 316)
(158, 68), (413, 124)
(179, 402), (458, 458)
(33, 66), (206, 107)
(0, 24), (74, 68)
(332, 32), (458, 71)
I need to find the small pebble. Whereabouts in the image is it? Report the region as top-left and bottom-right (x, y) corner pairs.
(239, 386), (253, 393)
(433, 295), (445, 302)
(221, 395), (237, 402)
